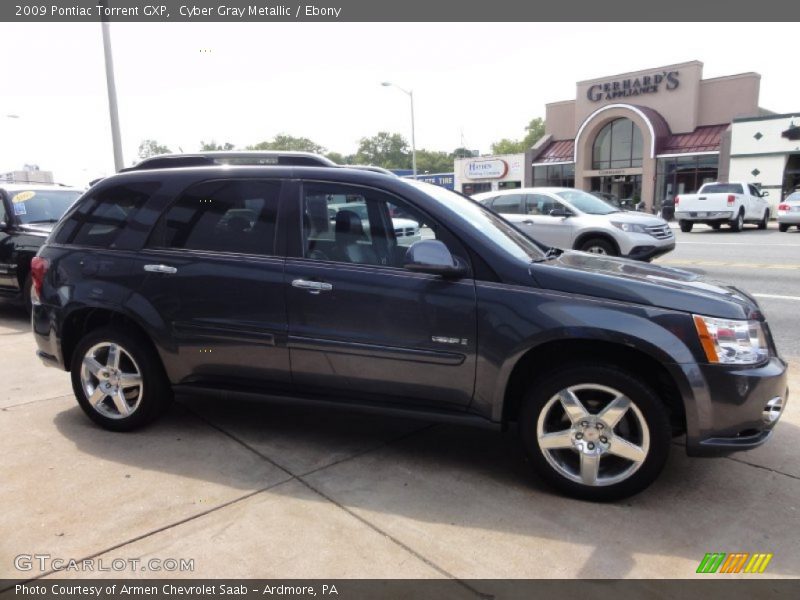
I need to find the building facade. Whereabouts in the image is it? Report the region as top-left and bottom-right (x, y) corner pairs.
(729, 114), (800, 207)
(529, 61), (770, 211)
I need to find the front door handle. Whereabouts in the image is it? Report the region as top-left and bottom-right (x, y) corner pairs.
(291, 279), (333, 294)
(144, 264), (177, 274)
(522, 219), (534, 225)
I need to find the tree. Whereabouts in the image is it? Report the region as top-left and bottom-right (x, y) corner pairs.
(490, 138), (525, 155)
(325, 151), (351, 165)
(522, 117), (546, 149)
(138, 139), (172, 159)
(200, 140), (235, 151)
(415, 149), (454, 174)
(452, 147), (476, 159)
(354, 132), (411, 169)
(247, 134), (326, 154)
(489, 117), (546, 155)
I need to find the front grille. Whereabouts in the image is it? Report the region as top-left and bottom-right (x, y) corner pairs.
(646, 225), (673, 240)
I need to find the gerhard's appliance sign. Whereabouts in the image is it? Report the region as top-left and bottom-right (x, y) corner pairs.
(587, 71), (680, 102)
(465, 159), (508, 179)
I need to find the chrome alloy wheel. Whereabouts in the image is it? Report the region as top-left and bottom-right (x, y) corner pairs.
(536, 384), (650, 486)
(80, 342), (144, 419)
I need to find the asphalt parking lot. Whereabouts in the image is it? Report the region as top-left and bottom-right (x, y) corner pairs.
(1, 224), (798, 582)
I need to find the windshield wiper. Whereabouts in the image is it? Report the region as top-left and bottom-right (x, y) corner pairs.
(25, 218), (60, 224)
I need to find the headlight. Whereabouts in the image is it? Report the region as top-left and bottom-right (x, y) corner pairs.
(611, 221), (647, 233)
(693, 315), (768, 364)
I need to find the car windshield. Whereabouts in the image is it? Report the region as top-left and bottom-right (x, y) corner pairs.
(555, 189), (619, 215)
(8, 189), (81, 224)
(405, 181), (546, 261)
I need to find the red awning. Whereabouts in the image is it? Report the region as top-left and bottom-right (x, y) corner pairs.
(660, 124), (728, 155)
(533, 139), (575, 163)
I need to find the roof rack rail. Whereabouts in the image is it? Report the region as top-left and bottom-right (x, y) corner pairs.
(121, 151), (337, 173)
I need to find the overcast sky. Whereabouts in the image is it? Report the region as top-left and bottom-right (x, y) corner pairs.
(1, 22), (799, 186)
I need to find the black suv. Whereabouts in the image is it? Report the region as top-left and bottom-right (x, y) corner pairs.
(31, 152), (788, 500)
(0, 182), (82, 310)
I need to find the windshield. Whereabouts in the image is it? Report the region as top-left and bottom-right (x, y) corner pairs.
(785, 192), (800, 202)
(555, 189), (619, 215)
(8, 189), (81, 224)
(405, 181), (545, 261)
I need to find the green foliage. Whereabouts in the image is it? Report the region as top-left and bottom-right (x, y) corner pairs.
(137, 139), (172, 160)
(416, 149), (454, 174)
(355, 132), (411, 169)
(247, 134), (327, 154)
(490, 117), (546, 155)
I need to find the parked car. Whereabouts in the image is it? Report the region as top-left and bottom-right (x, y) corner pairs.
(473, 187), (674, 261)
(31, 153), (787, 501)
(674, 182), (770, 232)
(591, 191), (643, 212)
(327, 202), (421, 246)
(0, 183), (82, 311)
(777, 191), (800, 232)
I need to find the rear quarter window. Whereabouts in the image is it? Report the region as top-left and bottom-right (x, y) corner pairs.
(54, 182), (160, 247)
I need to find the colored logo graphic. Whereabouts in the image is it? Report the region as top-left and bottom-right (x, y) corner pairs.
(696, 552), (773, 574)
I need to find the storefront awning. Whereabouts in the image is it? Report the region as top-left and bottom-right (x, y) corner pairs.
(532, 139), (575, 164)
(659, 124), (728, 155)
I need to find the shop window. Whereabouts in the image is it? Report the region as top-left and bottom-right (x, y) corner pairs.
(592, 119), (643, 170)
(532, 163), (575, 188)
(655, 155), (719, 209)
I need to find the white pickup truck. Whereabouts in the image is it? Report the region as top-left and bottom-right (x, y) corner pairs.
(674, 182), (770, 232)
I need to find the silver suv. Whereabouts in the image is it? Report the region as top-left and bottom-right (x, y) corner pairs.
(473, 187), (675, 261)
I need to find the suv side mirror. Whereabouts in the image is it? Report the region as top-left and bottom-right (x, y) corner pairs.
(549, 208), (571, 217)
(403, 240), (467, 278)
(761, 190), (769, 197)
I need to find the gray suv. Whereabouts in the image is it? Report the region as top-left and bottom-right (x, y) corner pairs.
(31, 153), (786, 501)
(474, 187), (675, 261)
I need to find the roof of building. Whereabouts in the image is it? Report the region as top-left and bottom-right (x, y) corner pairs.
(532, 139), (575, 164)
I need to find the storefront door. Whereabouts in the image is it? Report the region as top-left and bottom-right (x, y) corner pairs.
(591, 175), (642, 209)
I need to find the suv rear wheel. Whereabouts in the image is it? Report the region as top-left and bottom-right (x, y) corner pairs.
(70, 328), (172, 431)
(519, 364), (671, 501)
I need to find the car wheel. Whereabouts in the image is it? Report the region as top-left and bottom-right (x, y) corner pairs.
(778, 223), (789, 232)
(579, 238), (616, 256)
(730, 211), (744, 232)
(519, 364), (671, 501)
(70, 327), (172, 431)
(679, 221), (693, 233)
(710, 223), (721, 230)
(758, 210), (769, 230)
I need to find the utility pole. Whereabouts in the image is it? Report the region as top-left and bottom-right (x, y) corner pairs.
(100, 2), (124, 171)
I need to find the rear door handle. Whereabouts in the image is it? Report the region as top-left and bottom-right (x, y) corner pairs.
(144, 264), (177, 274)
(291, 279), (333, 294)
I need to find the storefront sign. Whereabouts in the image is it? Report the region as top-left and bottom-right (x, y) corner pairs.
(465, 159), (508, 179)
(587, 71), (680, 102)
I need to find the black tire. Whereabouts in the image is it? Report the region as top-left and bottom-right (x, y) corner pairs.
(679, 221), (693, 232)
(519, 364), (671, 501)
(730, 211), (744, 232)
(579, 238), (617, 256)
(70, 327), (172, 431)
(758, 210), (769, 230)
(778, 223), (789, 232)
(710, 223), (721, 231)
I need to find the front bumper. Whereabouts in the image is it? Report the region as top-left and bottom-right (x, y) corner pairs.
(625, 241), (676, 261)
(680, 356), (788, 456)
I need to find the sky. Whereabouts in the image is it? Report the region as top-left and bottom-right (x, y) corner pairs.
(1, 22), (800, 187)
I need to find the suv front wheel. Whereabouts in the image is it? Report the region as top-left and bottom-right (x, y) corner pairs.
(520, 364), (671, 501)
(70, 328), (172, 431)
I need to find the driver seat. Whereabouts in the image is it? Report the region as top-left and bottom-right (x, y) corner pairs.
(334, 210), (378, 264)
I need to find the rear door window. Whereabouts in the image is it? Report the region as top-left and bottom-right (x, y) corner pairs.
(491, 194), (524, 214)
(58, 182), (159, 247)
(149, 180), (281, 256)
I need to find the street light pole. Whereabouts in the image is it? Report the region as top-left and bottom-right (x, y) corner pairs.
(381, 82), (417, 180)
(100, 4), (124, 172)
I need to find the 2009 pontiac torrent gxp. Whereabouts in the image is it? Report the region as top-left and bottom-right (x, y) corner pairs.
(31, 152), (788, 501)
